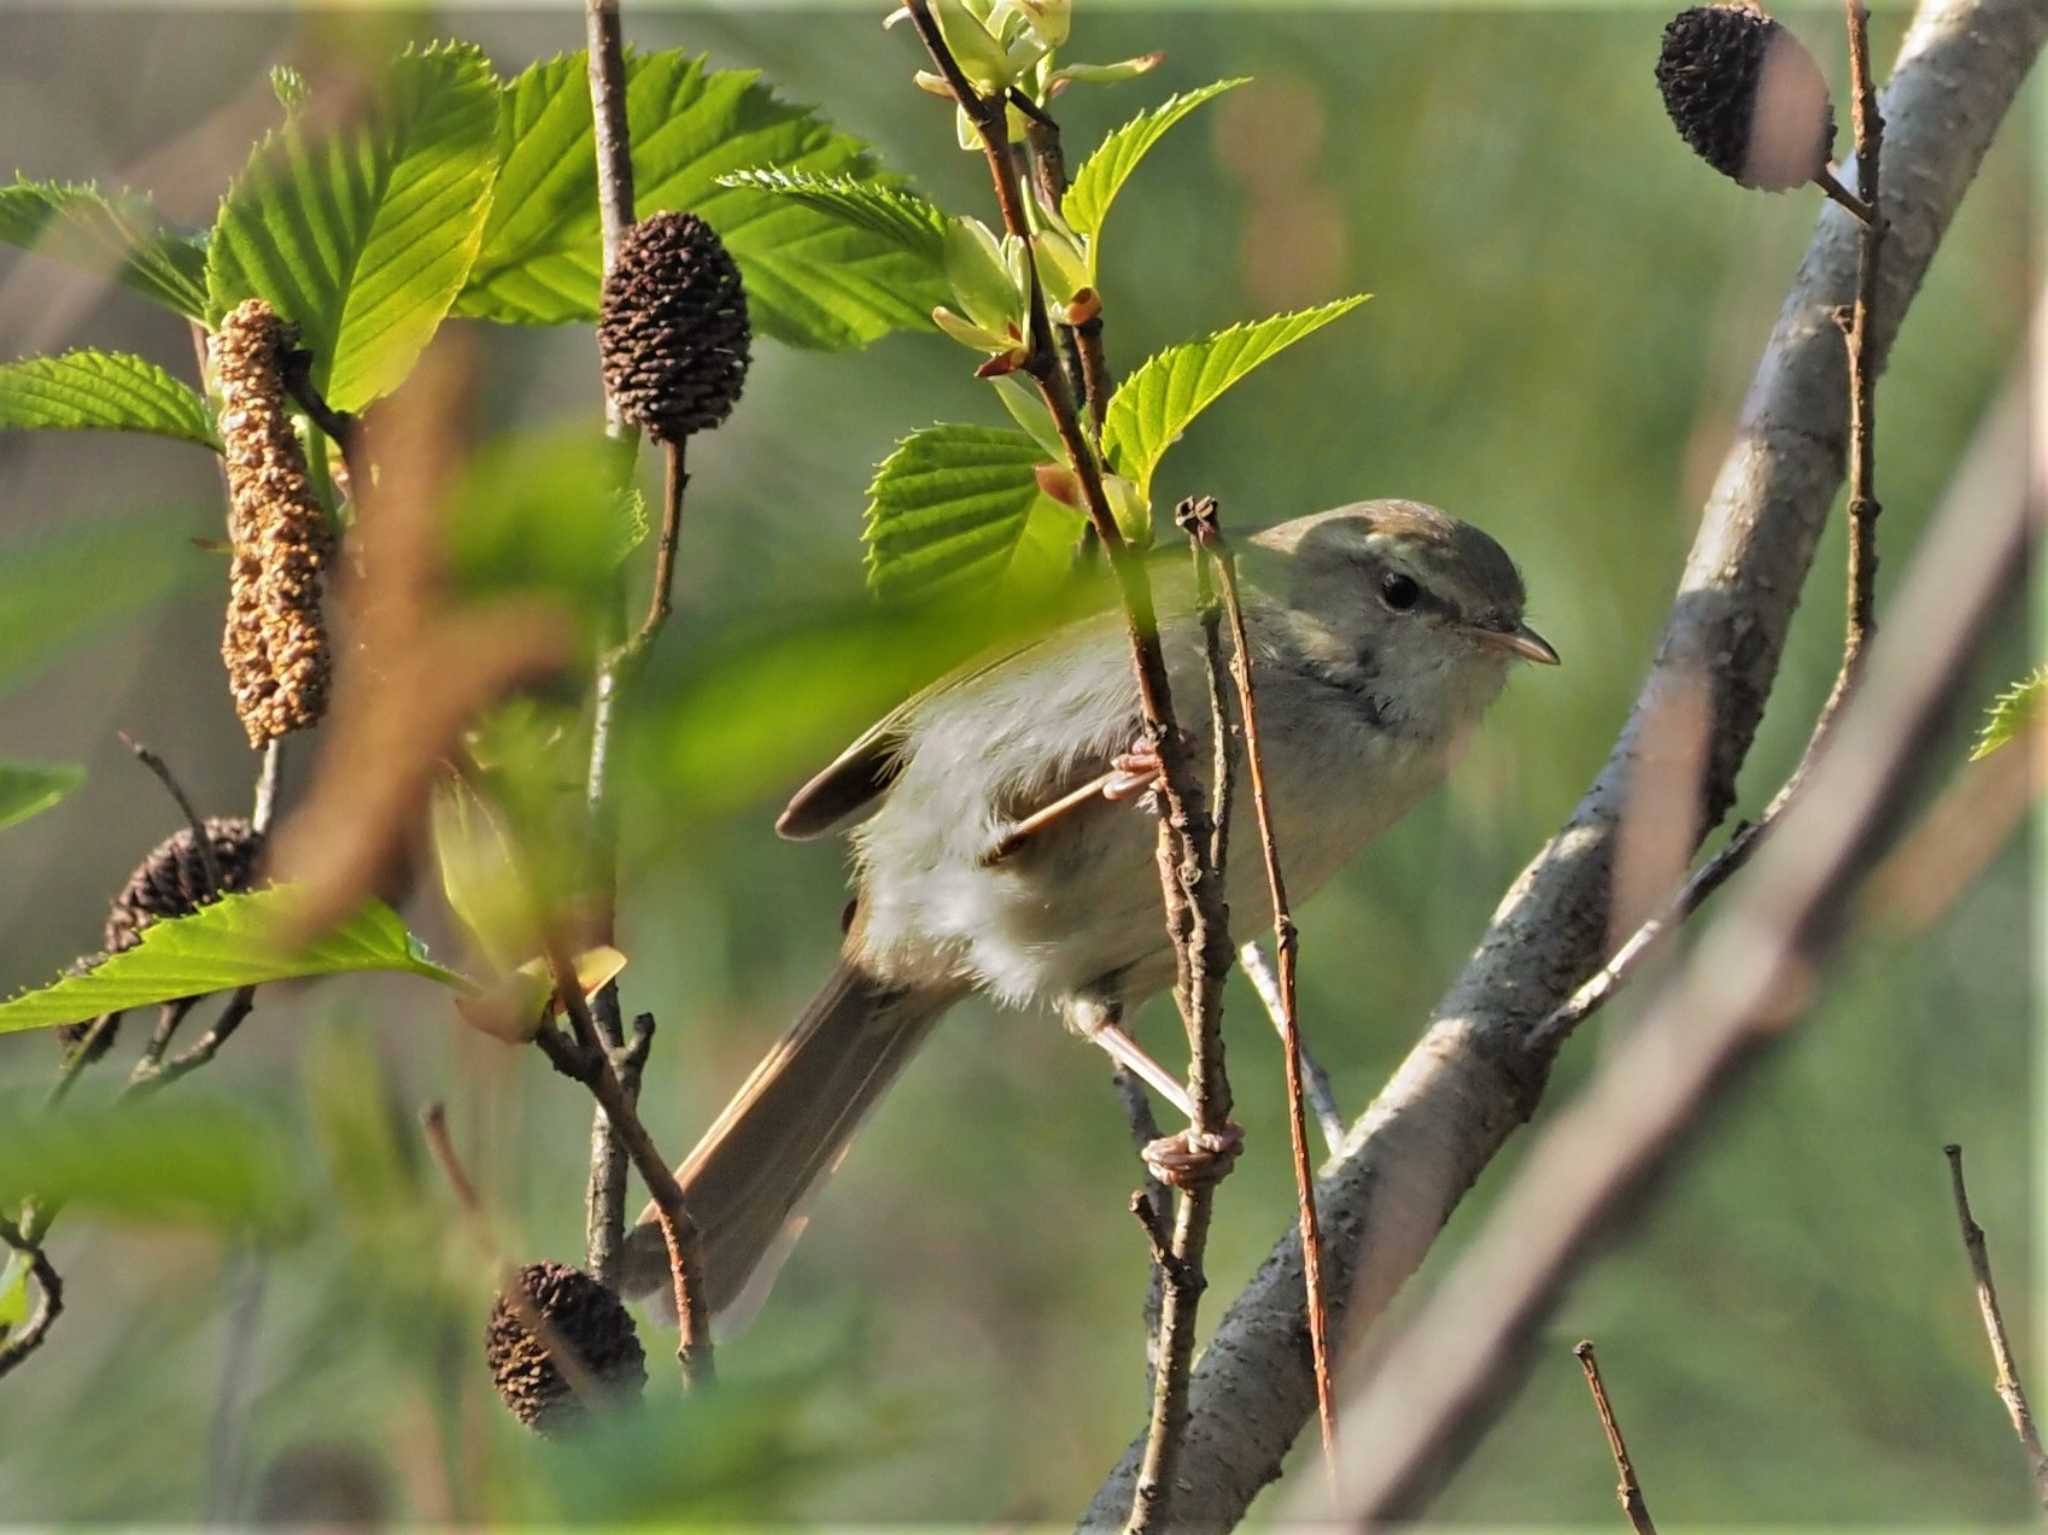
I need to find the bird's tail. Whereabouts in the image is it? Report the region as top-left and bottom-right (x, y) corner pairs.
(618, 960), (956, 1322)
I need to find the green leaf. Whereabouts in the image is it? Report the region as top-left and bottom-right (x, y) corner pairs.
(0, 761), (84, 833)
(1063, 78), (1249, 239)
(1101, 296), (1370, 499)
(715, 169), (949, 268)
(0, 1256), (28, 1334)
(0, 889), (471, 1035)
(457, 50), (943, 348)
(863, 424), (1082, 603)
(0, 350), (216, 448)
(0, 1093), (306, 1236)
(0, 177), (209, 319)
(0, 512), (203, 698)
(205, 42), (501, 412)
(1971, 665), (2046, 761)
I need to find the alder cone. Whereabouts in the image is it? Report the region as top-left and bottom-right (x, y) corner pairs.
(597, 211), (751, 443)
(1655, 5), (1835, 193)
(485, 1261), (647, 1436)
(57, 817), (266, 1059)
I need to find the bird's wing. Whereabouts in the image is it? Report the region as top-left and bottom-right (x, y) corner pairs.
(773, 643), (1049, 841)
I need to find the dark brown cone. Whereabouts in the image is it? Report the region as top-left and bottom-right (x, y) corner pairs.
(598, 212), (751, 443)
(1655, 5), (1834, 192)
(486, 1262), (647, 1436)
(57, 818), (266, 1058)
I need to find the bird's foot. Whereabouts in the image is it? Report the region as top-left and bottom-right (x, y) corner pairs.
(1142, 1123), (1245, 1189)
(1102, 741), (1164, 802)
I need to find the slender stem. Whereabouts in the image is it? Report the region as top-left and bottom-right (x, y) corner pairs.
(130, 997), (202, 1083)
(1840, 0), (1885, 683)
(119, 734), (222, 892)
(538, 944), (713, 1388)
(579, 0), (644, 1289)
(125, 987), (257, 1098)
(0, 1216), (63, 1383)
(1943, 1145), (2048, 1507)
(1112, 1068), (1170, 1392)
(621, 438), (687, 661)
(1573, 1341), (1659, 1535)
(1814, 166), (1877, 226)
(1241, 941), (1345, 1155)
(1195, 504), (1337, 1471)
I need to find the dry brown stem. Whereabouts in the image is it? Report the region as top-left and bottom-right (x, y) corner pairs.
(1573, 1341), (1659, 1535)
(1943, 1143), (2048, 1508)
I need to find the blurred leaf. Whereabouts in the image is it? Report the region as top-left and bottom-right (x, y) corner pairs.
(0, 176), (209, 319)
(648, 583), (1099, 821)
(457, 49), (938, 348)
(863, 424), (1081, 603)
(443, 429), (641, 639)
(1102, 296), (1370, 499)
(269, 63), (311, 116)
(303, 1024), (422, 1223)
(0, 1091), (306, 1235)
(429, 776), (539, 974)
(1062, 77), (1248, 238)
(0, 512), (203, 697)
(0, 761), (84, 833)
(205, 43), (501, 412)
(1970, 665), (2045, 761)
(0, 349), (217, 448)
(0, 890), (471, 1035)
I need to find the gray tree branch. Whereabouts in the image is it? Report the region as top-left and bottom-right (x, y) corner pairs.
(1079, 0), (2044, 1524)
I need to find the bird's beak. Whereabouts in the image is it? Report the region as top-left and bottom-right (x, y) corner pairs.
(1469, 622), (1561, 665)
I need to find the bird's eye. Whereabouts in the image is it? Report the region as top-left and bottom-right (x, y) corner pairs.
(1379, 572), (1420, 612)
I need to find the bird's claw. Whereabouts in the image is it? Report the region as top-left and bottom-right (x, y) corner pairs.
(1142, 1122), (1244, 1188)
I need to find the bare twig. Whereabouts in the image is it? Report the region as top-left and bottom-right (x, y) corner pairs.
(119, 734), (222, 893)
(277, 347), (367, 507)
(1081, 2), (2044, 1518)
(1943, 1144), (2048, 1508)
(421, 1102), (606, 1407)
(130, 997), (203, 1082)
(1573, 1342), (1659, 1535)
(1240, 942), (1344, 1156)
(1185, 497), (1337, 1471)
(125, 987), (257, 1098)
(1840, 0), (1886, 684)
(536, 945), (713, 1388)
(1112, 1068), (1171, 1387)
(0, 1216), (63, 1383)
(619, 438), (687, 663)
(578, 0), (644, 1291)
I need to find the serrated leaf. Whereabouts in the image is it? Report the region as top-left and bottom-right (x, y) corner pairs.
(0, 1093), (306, 1235)
(0, 177), (209, 319)
(0, 761), (84, 833)
(457, 50), (944, 348)
(1102, 296), (1370, 499)
(0, 888), (471, 1035)
(1971, 665), (2047, 761)
(863, 424), (1081, 603)
(205, 43), (501, 412)
(1063, 78), (1248, 239)
(0, 350), (216, 448)
(716, 169), (949, 266)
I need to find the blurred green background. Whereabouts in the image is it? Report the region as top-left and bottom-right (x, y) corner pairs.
(0, 2), (2036, 1525)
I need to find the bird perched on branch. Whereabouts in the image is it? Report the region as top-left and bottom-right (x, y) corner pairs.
(620, 499), (1558, 1322)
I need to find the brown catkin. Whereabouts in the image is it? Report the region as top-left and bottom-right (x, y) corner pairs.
(485, 1262), (647, 1436)
(212, 299), (334, 749)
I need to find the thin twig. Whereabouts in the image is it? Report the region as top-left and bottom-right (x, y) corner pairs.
(1240, 941), (1345, 1156)
(1943, 1144), (2048, 1508)
(579, 0), (644, 1291)
(0, 1216), (63, 1383)
(1840, 0), (1886, 684)
(47, 1012), (123, 1108)
(420, 1102), (607, 1407)
(620, 438), (687, 663)
(278, 349), (367, 508)
(119, 733), (222, 893)
(536, 944), (714, 1388)
(1187, 498), (1337, 1472)
(1112, 1068), (1171, 1390)
(130, 997), (202, 1082)
(1573, 1341), (1659, 1535)
(125, 987), (257, 1098)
